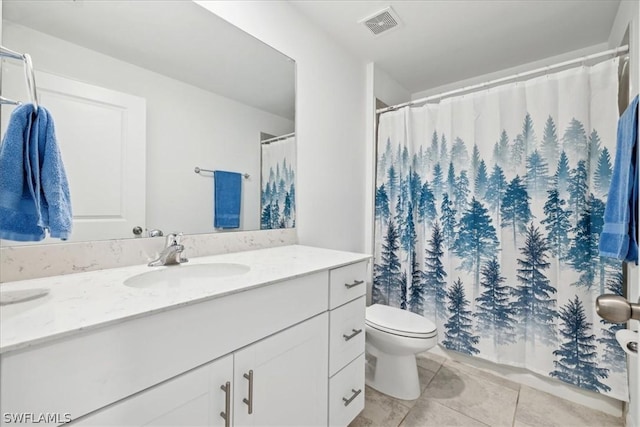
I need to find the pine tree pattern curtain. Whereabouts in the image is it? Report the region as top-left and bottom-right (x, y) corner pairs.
(260, 135), (296, 229)
(373, 58), (628, 400)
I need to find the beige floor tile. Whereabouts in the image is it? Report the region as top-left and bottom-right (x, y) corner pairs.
(418, 366), (438, 392)
(444, 358), (521, 391)
(359, 350), (621, 427)
(416, 350), (446, 372)
(393, 367), (440, 408)
(422, 363), (519, 427)
(399, 398), (489, 427)
(349, 386), (412, 427)
(514, 385), (624, 427)
(348, 414), (374, 427)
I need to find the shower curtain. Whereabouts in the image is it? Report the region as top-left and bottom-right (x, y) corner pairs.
(373, 58), (628, 400)
(261, 135), (296, 229)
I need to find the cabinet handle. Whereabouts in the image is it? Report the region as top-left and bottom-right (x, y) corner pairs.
(344, 280), (364, 289)
(220, 381), (231, 427)
(343, 328), (363, 341)
(342, 388), (362, 406)
(243, 370), (254, 414)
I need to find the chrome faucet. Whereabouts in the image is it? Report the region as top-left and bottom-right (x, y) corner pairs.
(148, 233), (188, 267)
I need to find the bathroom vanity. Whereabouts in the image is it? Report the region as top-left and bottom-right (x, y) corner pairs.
(0, 245), (369, 427)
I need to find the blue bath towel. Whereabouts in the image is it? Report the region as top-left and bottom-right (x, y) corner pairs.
(599, 95), (638, 264)
(0, 104), (72, 241)
(213, 170), (241, 229)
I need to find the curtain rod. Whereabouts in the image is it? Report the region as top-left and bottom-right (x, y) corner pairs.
(261, 132), (295, 145)
(377, 44), (629, 114)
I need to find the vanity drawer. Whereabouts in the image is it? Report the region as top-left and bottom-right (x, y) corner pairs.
(329, 261), (367, 309)
(329, 296), (365, 376)
(328, 353), (365, 427)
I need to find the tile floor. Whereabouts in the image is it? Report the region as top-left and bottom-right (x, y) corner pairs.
(349, 351), (624, 427)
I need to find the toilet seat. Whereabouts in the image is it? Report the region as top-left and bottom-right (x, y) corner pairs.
(366, 304), (436, 339)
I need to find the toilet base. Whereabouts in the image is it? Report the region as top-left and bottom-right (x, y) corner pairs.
(365, 344), (421, 400)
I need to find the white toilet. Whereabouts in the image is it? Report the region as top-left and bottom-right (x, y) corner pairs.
(365, 304), (437, 400)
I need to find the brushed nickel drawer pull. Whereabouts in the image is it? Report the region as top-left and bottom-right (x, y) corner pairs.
(243, 370), (254, 414)
(220, 381), (231, 427)
(343, 328), (363, 341)
(344, 280), (364, 289)
(343, 388), (362, 406)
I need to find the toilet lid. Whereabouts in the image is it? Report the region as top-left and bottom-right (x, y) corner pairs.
(366, 304), (437, 338)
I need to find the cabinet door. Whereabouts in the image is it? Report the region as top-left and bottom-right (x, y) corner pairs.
(233, 313), (329, 427)
(76, 355), (233, 427)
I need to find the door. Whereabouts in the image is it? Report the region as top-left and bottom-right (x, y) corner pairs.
(233, 313), (329, 427)
(75, 355), (233, 426)
(0, 63), (146, 243)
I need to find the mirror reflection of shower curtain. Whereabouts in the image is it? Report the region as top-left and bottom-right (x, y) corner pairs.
(260, 135), (296, 229)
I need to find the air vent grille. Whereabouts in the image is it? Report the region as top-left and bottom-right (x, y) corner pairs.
(360, 7), (401, 36)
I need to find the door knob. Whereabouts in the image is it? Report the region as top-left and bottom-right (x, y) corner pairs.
(596, 294), (640, 323)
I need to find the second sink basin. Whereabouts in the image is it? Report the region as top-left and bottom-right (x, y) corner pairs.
(124, 263), (251, 289)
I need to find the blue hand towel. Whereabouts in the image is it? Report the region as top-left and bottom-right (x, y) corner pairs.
(213, 170), (241, 229)
(599, 95), (638, 264)
(0, 104), (72, 241)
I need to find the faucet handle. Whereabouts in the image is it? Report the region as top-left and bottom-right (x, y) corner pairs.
(174, 233), (188, 263)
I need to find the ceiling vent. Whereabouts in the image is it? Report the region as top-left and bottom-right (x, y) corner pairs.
(359, 6), (401, 37)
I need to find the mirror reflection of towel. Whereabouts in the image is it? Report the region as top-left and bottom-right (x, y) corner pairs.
(0, 104), (72, 241)
(214, 170), (241, 229)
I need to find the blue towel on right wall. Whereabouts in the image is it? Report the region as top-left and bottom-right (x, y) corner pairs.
(599, 95), (638, 264)
(214, 170), (241, 229)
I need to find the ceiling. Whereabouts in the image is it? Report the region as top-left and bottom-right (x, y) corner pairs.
(2, 1), (295, 120)
(290, 0), (622, 94)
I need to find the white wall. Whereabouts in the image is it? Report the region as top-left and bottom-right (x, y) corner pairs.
(373, 65), (411, 108)
(609, 1), (640, 425)
(196, 1), (367, 254)
(412, 42), (610, 101)
(2, 21), (293, 236)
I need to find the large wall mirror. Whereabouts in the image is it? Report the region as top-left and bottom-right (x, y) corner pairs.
(0, 0), (296, 245)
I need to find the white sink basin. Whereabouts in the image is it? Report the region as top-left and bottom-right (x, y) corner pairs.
(124, 263), (251, 289)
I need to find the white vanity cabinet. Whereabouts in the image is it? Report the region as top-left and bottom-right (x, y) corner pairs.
(0, 247), (370, 427)
(77, 314), (328, 427)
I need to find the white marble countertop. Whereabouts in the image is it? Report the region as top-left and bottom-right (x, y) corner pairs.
(0, 245), (370, 354)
